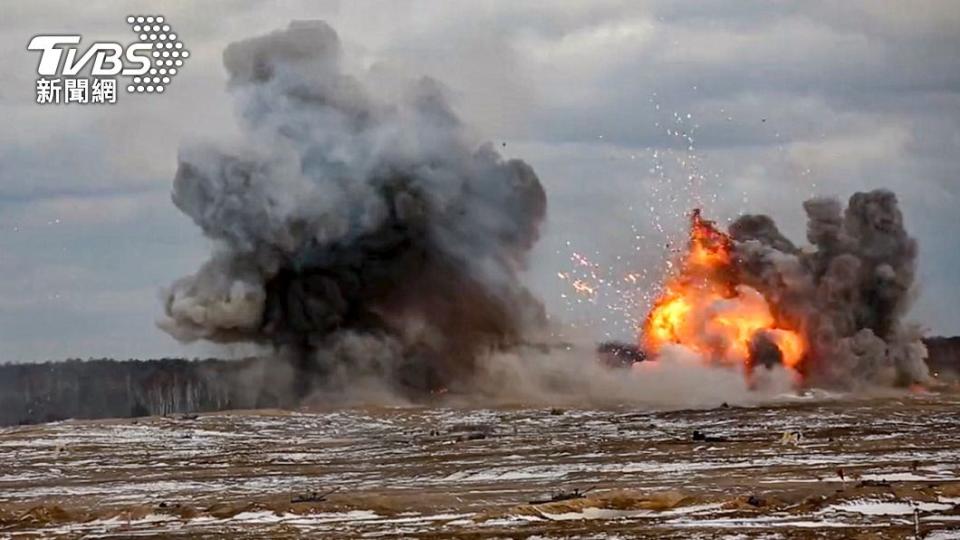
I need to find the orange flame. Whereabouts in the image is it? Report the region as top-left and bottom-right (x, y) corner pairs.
(642, 210), (805, 377)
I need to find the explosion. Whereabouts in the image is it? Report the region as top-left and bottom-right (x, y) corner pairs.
(640, 191), (930, 389)
(643, 210), (806, 381)
(158, 22), (930, 398)
(159, 21), (546, 396)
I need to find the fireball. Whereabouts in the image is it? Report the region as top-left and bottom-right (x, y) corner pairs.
(642, 210), (805, 379)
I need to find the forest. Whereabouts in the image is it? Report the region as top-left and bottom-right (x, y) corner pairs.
(0, 357), (298, 426)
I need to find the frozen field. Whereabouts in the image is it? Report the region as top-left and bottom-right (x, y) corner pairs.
(1, 392), (959, 538)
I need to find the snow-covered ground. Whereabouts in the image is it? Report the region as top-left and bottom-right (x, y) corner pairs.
(1, 393), (959, 538)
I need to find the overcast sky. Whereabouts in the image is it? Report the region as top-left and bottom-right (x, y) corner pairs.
(1, 1), (958, 362)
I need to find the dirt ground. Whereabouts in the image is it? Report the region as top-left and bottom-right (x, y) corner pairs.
(1, 391), (959, 538)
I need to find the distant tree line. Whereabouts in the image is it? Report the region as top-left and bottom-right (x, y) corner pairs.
(0, 357), (299, 426)
(1, 337), (958, 426)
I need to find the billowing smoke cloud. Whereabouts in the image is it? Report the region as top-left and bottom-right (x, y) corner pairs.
(730, 189), (928, 387)
(159, 21), (546, 394)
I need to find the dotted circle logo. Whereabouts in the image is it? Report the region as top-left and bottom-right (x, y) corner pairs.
(125, 15), (188, 94)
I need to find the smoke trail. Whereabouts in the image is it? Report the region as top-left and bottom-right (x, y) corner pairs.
(159, 21), (546, 394)
(730, 189), (928, 387)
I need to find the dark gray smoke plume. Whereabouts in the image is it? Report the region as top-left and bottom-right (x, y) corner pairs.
(159, 21), (546, 394)
(731, 189), (928, 387)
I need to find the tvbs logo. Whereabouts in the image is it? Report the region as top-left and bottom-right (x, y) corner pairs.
(27, 15), (189, 105)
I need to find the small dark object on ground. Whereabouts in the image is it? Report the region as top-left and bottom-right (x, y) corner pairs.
(692, 430), (728, 442)
(423, 424), (494, 442)
(857, 479), (892, 487)
(528, 486), (596, 505)
(291, 488), (339, 503)
(721, 402), (729, 408)
(179, 414), (199, 421)
(449, 423), (495, 434)
(596, 341), (647, 367)
(550, 408), (564, 416)
(450, 423), (495, 441)
(746, 495), (765, 507)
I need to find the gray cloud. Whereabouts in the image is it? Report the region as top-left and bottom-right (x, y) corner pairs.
(0, 1), (957, 362)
